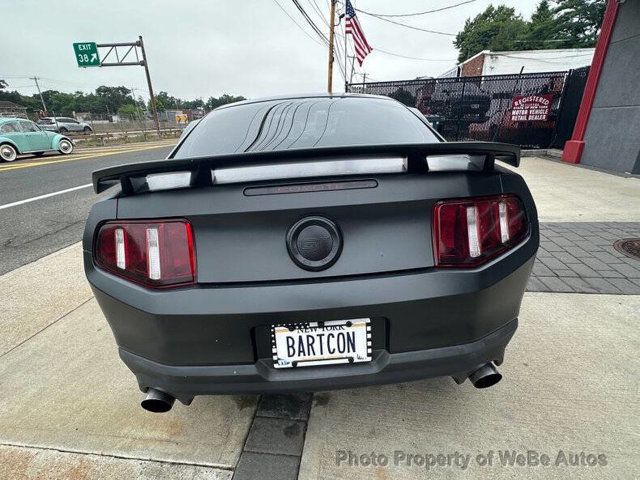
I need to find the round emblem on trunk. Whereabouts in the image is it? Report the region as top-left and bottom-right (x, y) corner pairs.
(287, 216), (342, 271)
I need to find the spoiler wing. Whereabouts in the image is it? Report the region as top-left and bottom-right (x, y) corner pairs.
(93, 142), (520, 194)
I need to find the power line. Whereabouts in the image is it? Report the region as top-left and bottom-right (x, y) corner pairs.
(375, 48), (457, 62)
(270, 0), (327, 47)
(291, 0), (330, 44)
(305, 0), (343, 77)
(307, 0), (330, 27)
(298, 0), (346, 83)
(491, 52), (594, 63)
(356, 0), (476, 18)
(333, 37), (347, 81)
(355, 10), (456, 36)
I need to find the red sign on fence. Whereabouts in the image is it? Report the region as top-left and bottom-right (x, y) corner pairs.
(510, 94), (553, 122)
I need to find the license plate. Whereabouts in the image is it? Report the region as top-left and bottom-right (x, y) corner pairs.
(272, 319), (371, 369)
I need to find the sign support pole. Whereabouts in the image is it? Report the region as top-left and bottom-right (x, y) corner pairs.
(138, 36), (160, 136)
(73, 37), (161, 136)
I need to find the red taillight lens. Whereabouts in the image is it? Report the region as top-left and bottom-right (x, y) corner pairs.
(433, 195), (528, 267)
(94, 220), (196, 288)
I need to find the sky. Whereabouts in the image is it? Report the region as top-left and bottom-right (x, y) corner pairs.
(1, 0), (540, 102)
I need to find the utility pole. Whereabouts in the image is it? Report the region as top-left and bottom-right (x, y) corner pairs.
(30, 76), (47, 113)
(327, 0), (336, 93)
(138, 36), (160, 135)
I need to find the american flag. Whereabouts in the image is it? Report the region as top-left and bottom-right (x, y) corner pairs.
(345, 0), (372, 66)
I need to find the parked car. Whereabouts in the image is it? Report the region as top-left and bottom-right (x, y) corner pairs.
(0, 117), (74, 162)
(84, 94), (539, 413)
(37, 116), (93, 134)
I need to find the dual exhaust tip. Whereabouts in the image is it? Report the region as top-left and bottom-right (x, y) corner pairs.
(141, 388), (175, 413)
(467, 362), (502, 389)
(141, 363), (502, 413)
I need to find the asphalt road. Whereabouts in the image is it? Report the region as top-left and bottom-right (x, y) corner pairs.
(0, 142), (175, 275)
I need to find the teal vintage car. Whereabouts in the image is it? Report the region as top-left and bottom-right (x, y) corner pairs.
(0, 117), (74, 162)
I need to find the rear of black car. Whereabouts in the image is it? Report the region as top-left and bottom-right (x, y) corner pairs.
(83, 95), (538, 412)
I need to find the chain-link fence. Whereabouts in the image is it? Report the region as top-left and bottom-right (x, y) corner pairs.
(348, 67), (590, 149)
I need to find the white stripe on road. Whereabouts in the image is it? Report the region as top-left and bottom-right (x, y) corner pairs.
(0, 184), (92, 211)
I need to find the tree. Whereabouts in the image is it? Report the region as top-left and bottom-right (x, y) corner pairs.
(182, 98), (205, 109)
(153, 91), (179, 112)
(454, 1), (605, 62)
(206, 94), (246, 110)
(95, 86), (132, 114)
(522, 0), (557, 50)
(551, 0), (605, 48)
(454, 6), (528, 62)
(118, 103), (142, 121)
(0, 84), (246, 117)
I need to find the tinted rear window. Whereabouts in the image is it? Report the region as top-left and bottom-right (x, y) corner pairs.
(173, 97), (439, 158)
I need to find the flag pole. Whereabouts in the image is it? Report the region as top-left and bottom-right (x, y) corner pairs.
(344, 5), (349, 93)
(327, 0), (336, 93)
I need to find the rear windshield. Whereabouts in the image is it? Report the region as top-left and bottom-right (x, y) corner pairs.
(173, 97), (439, 158)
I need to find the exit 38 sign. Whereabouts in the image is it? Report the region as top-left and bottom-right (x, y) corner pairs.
(73, 42), (100, 67)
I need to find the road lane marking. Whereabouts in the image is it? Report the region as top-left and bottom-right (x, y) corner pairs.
(0, 143), (173, 171)
(0, 142), (173, 166)
(0, 184), (93, 211)
(0, 143), (175, 173)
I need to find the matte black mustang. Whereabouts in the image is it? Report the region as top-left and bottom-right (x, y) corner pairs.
(84, 94), (539, 413)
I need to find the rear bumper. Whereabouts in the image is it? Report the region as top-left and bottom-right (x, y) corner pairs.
(120, 318), (517, 402)
(87, 242), (535, 400)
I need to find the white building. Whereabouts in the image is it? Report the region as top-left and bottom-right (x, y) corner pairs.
(440, 48), (595, 77)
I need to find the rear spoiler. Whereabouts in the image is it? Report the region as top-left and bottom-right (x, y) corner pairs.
(93, 142), (520, 194)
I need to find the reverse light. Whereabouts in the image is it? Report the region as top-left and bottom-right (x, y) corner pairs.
(94, 219), (195, 288)
(433, 195), (528, 267)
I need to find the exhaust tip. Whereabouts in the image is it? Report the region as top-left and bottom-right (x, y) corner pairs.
(141, 388), (175, 413)
(468, 363), (502, 389)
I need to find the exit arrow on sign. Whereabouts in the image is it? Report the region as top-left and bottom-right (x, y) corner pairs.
(73, 42), (100, 67)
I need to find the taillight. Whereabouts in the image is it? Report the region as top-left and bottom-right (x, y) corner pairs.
(94, 219), (196, 288)
(433, 195), (528, 267)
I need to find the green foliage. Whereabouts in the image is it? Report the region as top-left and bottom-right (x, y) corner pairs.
(522, 0), (557, 49)
(95, 86), (132, 114)
(206, 94), (246, 110)
(0, 79), (7, 90)
(455, 0), (606, 62)
(454, 6), (528, 62)
(551, 0), (606, 48)
(117, 103), (142, 121)
(151, 92), (207, 112)
(0, 85), (246, 118)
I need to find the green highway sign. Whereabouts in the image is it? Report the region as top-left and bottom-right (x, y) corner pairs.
(73, 42), (100, 67)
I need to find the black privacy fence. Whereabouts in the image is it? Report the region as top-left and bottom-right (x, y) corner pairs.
(347, 66), (589, 149)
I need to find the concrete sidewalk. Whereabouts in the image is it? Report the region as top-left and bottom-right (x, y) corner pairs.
(0, 244), (255, 479)
(298, 292), (640, 479)
(506, 157), (640, 222)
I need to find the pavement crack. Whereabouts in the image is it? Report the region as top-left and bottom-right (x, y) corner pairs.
(0, 442), (235, 471)
(2, 219), (85, 248)
(0, 297), (93, 359)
